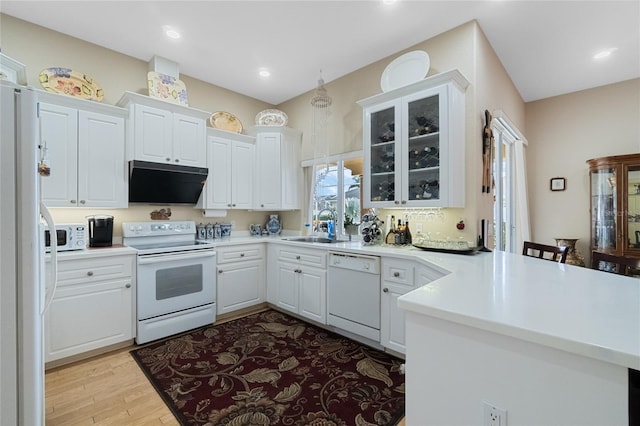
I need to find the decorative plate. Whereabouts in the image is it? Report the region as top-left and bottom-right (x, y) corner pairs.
(266, 215), (281, 235)
(255, 109), (288, 126)
(209, 111), (243, 133)
(380, 50), (430, 93)
(39, 67), (104, 101)
(147, 71), (188, 106)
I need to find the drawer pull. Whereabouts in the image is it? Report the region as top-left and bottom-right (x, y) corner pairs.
(240, 253), (245, 257)
(383, 287), (389, 293)
(125, 283), (131, 288)
(87, 271), (94, 276)
(218, 269), (223, 273)
(393, 271), (400, 278)
(296, 255), (301, 260)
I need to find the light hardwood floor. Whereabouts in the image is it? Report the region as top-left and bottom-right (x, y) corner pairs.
(45, 306), (406, 425)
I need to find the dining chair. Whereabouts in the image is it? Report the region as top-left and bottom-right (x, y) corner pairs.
(522, 241), (569, 263)
(591, 251), (640, 277)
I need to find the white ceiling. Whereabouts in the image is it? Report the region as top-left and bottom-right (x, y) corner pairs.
(2, 1), (639, 105)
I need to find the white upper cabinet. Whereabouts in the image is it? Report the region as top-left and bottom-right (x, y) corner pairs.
(117, 92), (208, 168)
(358, 70), (469, 208)
(198, 128), (256, 210)
(249, 126), (302, 211)
(39, 93), (127, 208)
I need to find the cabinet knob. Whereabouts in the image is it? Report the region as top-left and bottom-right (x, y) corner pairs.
(87, 271), (94, 276)
(295, 269), (302, 273)
(401, 200), (407, 204)
(166, 157), (171, 162)
(227, 204), (232, 207)
(394, 200), (400, 205)
(125, 283), (131, 288)
(175, 159), (180, 163)
(218, 269), (223, 273)
(296, 255), (301, 260)
(70, 199), (77, 204)
(240, 253), (245, 257)
(232, 204), (236, 207)
(79, 200), (86, 204)
(393, 271), (400, 277)
(261, 204), (265, 208)
(383, 287), (389, 293)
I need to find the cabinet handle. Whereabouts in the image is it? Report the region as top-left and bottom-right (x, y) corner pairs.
(261, 204), (264, 208)
(383, 287), (389, 293)
(240, 253), (245, 257)
(175, 159), (180, 163)
(295, 269), (302, 273)
(296, 255), (301, 260)
(393, 271), (400, 277)
(87, 271), (94, 276)
(125, 283), (131, 288)
(166, 157), (171, 162)
(401, 200), (407, 204)
(79, 200), (86, 204)
(394, 200), (400, 205)
(232, 204), (236, 207)
(227, 204), (232, 207)
(218, 269), (223, 273)
(70, 199), (77, 204)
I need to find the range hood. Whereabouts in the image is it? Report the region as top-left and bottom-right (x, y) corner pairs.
(129, 160), (208, 204)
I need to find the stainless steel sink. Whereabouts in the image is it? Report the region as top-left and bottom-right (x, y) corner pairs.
(284, 236), (347, 244)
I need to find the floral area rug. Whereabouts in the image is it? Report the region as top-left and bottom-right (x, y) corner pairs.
(130, 309), (405, 425)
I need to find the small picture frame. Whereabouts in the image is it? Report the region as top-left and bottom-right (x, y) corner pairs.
(550, 177), (566, 191)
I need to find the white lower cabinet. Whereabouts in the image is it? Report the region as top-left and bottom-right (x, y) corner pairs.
(271, 246), (327, 324)
(45, 253), (135, 363)
(380, 258), (444, 354)
(216, 244), (265, 315)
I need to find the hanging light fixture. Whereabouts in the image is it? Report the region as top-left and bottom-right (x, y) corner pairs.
(310, 71), (332, 161)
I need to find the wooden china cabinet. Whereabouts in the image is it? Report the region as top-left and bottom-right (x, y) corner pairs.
(587, 153), (640, 259)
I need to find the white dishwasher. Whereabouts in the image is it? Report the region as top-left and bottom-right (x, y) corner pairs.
(327, 252), (381, 341)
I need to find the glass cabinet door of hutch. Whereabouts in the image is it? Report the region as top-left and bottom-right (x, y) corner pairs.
(406, 93), (440, 202)
(368, 105), (397, 203)
(626, 164), (640, 250)
(590, 166), (618, 251)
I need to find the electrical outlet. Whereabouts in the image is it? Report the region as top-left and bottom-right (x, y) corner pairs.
(483, 402), (507, 426)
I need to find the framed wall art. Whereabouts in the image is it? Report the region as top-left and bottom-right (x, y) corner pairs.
(550, 177), (566, 191)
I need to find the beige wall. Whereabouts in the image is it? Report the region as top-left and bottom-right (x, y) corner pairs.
(525, 78), (640, 260)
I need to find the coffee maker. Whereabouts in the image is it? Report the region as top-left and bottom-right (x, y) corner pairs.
(87, 215), (114, 247)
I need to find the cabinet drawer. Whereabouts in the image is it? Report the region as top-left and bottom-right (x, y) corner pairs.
(279, 247), (326, 268)
(55, 255), (133, 287)
(216, 245), (265, 264)
(382, 258), (415, 286)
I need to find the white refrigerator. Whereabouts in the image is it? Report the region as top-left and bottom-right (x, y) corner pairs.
(1, 80), (57, 425)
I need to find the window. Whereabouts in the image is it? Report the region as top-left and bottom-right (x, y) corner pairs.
(304, 152), (363, 239)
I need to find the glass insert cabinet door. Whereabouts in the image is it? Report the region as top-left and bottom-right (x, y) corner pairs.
(626, 164), (640, 250)
(367, 102), (399, 204)
(590, 166), (618, 251)
(405, 92), (441, 203)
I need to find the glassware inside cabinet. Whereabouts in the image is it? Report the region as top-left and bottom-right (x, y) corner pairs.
(590, 167), (617, 250)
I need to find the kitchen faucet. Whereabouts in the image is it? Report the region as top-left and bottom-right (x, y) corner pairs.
(317, 208), (337, 240)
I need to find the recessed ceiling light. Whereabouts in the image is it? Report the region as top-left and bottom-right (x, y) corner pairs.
(258, 68), (271, 78)
(162, 25), (181, 39)
(593, 48), (618, 60)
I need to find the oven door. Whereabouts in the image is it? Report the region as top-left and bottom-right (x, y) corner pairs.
(137, 249), (216, 320)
